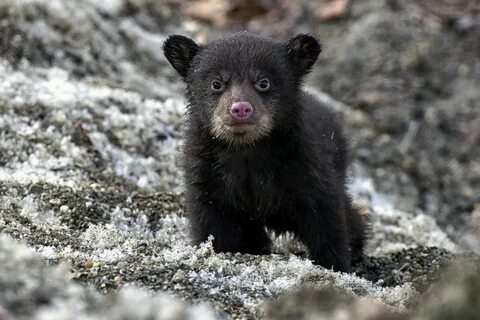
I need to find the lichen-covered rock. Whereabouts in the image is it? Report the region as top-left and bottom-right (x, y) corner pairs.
(306, 1), (480, 248)
(412, 257), (480, 320)
(0, 62), (185, 192)
(0, 0), (182, 98)
(1, 180), (430, 318)
(0, 235), (216, 320)
(262, 288), (403, 320)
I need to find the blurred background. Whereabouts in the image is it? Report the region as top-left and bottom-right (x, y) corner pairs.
(6, 0), (477, 247)
(0, 0), (479, 318)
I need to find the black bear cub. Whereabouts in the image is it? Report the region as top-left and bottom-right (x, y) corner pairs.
(163, 32), (366, 272)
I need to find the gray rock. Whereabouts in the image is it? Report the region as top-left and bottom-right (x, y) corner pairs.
(0, 235), (215, 319)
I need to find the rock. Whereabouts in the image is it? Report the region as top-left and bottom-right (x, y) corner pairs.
(263, 288), (403, 320)
(308, 1), (480, 247)
(412, 256), (480, 320)
(0, 235), (216, 319)
(172, 269), (187, 283)
(0, 0), (180, 99)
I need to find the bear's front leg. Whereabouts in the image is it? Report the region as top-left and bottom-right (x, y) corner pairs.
(295, 201), (351, 272)
(189, 203), (271, 254)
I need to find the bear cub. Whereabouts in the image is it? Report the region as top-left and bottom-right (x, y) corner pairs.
(163, 32), (366, 272)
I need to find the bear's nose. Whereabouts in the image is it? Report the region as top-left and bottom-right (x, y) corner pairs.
(230, 101), (253, 121)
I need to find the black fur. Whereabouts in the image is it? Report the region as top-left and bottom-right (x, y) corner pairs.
(163, 32), (366, 272)
(163, 35), (199, 78)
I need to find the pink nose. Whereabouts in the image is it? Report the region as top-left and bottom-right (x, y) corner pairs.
(230, 101), (253, 121)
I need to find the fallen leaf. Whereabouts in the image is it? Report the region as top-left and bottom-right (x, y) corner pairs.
(187, 0), (274, 27)
(186, 0), (229, 26)
(315, 0), (349, 22)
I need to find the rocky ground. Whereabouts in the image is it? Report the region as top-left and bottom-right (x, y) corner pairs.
(1, 0), (479, 319)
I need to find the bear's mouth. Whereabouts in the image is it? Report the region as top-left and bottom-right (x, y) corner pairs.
(226, 122), (256, 134)
(210, 112), (273, 145)
(224, 117), (256, 126)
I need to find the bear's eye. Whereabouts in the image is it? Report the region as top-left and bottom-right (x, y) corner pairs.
(255, 78), (270, 92)
(211, 80), (225, 92)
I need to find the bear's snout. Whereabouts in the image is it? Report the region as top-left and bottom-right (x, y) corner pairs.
(230, 101), (253, 121)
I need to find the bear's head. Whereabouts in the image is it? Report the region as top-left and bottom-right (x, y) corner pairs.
(163, 32), (321, 146)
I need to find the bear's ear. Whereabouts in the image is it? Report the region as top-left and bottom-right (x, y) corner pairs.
(163, 35), (200, 79)
(284, 34), (321, 77)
